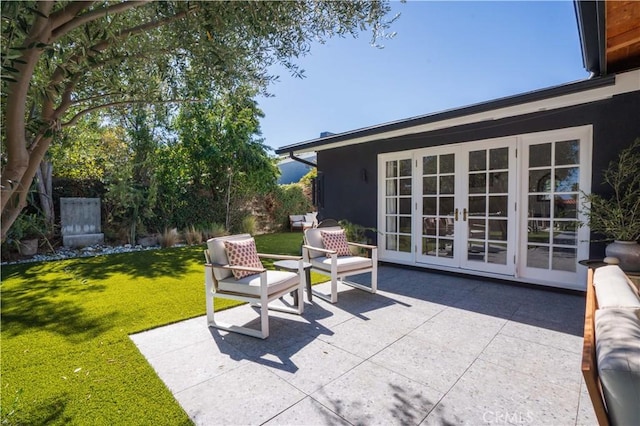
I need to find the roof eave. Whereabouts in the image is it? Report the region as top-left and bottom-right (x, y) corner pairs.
(573, 0), (606, 77)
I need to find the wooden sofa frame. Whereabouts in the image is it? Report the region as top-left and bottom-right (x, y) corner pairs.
(581, 267), (610, 426)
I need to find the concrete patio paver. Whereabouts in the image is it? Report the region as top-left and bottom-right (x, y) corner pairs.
(130, 266), (598, 425)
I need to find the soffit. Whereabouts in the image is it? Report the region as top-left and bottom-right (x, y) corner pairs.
(606, 1), (640, 73)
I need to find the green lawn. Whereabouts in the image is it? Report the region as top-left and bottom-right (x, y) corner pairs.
(0, 232), (317, 425)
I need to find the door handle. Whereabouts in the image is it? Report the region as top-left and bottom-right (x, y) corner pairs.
(454, 208), (459, 221)
(463, 208), (468, 221)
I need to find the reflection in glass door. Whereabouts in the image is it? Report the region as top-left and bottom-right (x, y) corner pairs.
(525, 140), (581, 273)
(418, 152), (457, 265)
(463, 146), (514, 274)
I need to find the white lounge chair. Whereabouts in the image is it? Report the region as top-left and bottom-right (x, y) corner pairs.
(204, 234), (304, 339)
(302, 226), (377, 303)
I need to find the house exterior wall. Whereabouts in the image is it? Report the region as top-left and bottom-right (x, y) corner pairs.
(316, 90), (640, 259)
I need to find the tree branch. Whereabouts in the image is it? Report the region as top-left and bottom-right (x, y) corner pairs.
(49, 1), (96, 33)
(62, 99), (200, 127)
(51, 1), (151, 42)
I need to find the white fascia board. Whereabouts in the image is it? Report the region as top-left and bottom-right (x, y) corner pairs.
(292, 69), (640, 155)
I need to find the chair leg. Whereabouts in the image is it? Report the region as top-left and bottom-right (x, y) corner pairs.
(259, 286), (269, 339)
(371, 265), (378, 294)
(205, 282), (215, 326)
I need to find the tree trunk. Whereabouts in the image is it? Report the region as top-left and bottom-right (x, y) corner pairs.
(36, 161), (55, 230)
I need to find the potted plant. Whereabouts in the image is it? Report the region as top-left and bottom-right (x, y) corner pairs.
(582, 138), (640, 272)
(5, 212), (48, 256)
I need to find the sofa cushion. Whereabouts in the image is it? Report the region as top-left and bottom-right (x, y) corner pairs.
(595, 307), (640, 426)
(593, 265), (640, 308)
(224, 238), (264, 280)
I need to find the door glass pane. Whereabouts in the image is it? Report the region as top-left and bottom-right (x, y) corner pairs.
(488, 220), (508, 241)
(555, 167), (579, 191)
(386, 234), (397, 250)
(440, 176), (455, 194)
(527, 245), (549, 269)
(423, 177), (437, 194)
(440, 239), (454, 258)
(423, 218), (437, 235)
(489, 172), (508, 193)
(553, 221), (577, 245)
(439, 197), (454, 216)
(422, 237), (436, 255)
(490, 148), (509, 170)
(528, 220), (550, 243)
(423, 197), (437, 215)
(386, 216), (397, 232)
(488, 243), (508, 264)
(399, 198), (411, 214)
(386, 161), (397, 178)
(469, 174), (486, 194)
(386, 180), (396, 196)
(400, 178), (412, 195)
(399, 216), (411, 233)
(552, 247), (576, 272)
(529, 169), (551, 193)
(469, 218), (485, 239)
(554, 195), (577, 218)
(488, 196), (507, 216)
(423, 156), (437, 174)
(468, 196), (486, 216)
(529, 143), (551, 167)
(555, 140), (579, 165)
(399, 159), (412, 176)
(468, 241), (485, 262)
(529, 196), (550, 218)
(399, 235), (411, 252)
(440, 154), (454, 173)
(386, 198), (396, 214)
(469, 150), (486, 171)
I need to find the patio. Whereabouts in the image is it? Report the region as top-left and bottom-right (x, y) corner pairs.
(131, 266), (596, 425)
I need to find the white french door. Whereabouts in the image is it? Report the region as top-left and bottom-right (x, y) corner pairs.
(414, 138), (516, 276)
(518, 128), (591, 287)
(378, 126), (591, 288)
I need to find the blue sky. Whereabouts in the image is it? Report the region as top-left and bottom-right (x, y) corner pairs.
(257, 1), (590, 151)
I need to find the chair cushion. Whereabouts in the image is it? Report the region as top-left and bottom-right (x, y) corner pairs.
(290, 215), (305, 222)
(594, 265), (640, 308)
(218, 270), (299, 297)
(224, 238), (264, 280)
(207, 234), (252, 281)
(311, 255), (373, 273)
(321, 230), (351, 257)
(304, 212), (318, 226)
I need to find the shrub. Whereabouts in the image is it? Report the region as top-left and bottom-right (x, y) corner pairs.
(240, 216), (257, 235)
(203, 222), (227, 239)
(184, 226), (203, 245)
(158, 228), (179, 248)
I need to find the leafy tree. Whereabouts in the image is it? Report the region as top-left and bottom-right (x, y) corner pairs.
(157, 85), (277, 231)
(1, 0), (394, 240)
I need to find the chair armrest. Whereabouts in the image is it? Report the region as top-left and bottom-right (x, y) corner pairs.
(205, 262), (266, 274)
(257, 253), (302, 261)
(302, 244), (337, 255)
(347, 242), (377, 250)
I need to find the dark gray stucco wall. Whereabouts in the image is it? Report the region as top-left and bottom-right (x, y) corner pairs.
(316, 90), (640, 253)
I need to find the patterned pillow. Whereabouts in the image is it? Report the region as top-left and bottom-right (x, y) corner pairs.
(224, 238), (264, 280)
(321, 230), (351, 257)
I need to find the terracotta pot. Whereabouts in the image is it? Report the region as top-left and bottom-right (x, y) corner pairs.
(605, 240), (640, 272)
